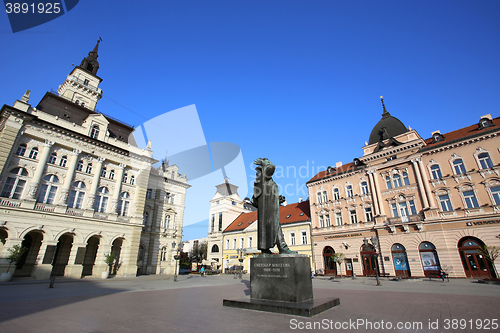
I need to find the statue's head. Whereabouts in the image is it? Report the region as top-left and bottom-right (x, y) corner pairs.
(254, 158), (275, 180)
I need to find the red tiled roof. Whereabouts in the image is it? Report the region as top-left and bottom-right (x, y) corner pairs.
(223, 200), (310, 233)
(307, 162), (356, 184)
(422, 116), (500, 149)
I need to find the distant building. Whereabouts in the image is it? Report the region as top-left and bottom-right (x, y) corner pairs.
(307, 98), (500, 279)
(0, 41), (189, 279)
(221, 199), (313, 273)
(206, 179), (255, 270)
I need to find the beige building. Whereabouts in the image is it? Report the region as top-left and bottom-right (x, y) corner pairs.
(307, 99), (500, 279)
(221, 199), (314, 273)
(0, 41), (189, 279)
(206, 179), (255, 269)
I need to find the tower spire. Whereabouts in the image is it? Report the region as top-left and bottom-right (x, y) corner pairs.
(380, 96), (390, 118)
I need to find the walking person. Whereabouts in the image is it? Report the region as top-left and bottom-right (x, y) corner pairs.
(200, 266), (205, 277)
(440, 269), (445, 282)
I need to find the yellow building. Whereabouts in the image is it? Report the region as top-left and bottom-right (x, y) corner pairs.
(221, 199), (313, 273)
(307, 99), (500, 279)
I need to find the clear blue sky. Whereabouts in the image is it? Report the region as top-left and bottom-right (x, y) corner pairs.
(1, 1), (500, 240)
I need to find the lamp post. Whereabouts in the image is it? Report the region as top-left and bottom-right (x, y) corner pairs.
(173, 241), (184, 282)
(237, 247), (246, 279)
(364, 237), (381, 286)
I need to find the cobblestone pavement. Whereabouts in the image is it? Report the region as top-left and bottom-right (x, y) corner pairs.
(0, 275), (499, 333)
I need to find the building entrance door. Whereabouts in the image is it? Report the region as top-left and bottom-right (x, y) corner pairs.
(458, 237), (494, 279)
(360, 244), (376, 276)
(392, 243), (411, 278)
(323, 246), (337, 275)
(345, 259), (353, 277)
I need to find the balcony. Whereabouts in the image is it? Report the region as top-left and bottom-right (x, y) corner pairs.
(387, 214), (423, 225)
(0, 198), (21, 207)
(65, 208), (84, 216)
(34, 204), (55, 212)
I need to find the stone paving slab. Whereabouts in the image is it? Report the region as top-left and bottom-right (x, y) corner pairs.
(0, 276), (499, 333)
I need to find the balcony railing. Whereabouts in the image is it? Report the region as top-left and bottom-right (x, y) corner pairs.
(66, 208), (84, 216)
(34, 204), (55, 212)
(387, 214), (423, 224)
(0, 198), (21, 207)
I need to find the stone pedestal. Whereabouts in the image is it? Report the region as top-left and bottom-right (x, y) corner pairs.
(250, 255), (313, 302)
(224, 254), (340, 317)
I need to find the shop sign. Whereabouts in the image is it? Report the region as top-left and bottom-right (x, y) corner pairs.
(324, 233), (362, 239)
(466, 220), (500, 226)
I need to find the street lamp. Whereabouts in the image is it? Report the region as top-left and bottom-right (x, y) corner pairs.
(237, 247), (246, 279)
(364, 237), (381, 286)
(173, 241), (184, 282)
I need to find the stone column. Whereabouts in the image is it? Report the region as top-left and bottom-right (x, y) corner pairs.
(110, 164), (125, 215)
(84, 157), (105, 216)
(418, 158), (436, 208)
(372, 172), (386, 216)
(411, 158), (430, 209)
(32, 240), (58, 280)
(64, 242), (86, 279)
(367, 171), (379, 215)
(24, 140), (54, 201)
(57, 149), (81, 207)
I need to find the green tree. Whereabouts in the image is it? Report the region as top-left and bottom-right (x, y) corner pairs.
(6, 245), (28, 273)
(332, 253), (346, 277)
(477, 245), (500, 278)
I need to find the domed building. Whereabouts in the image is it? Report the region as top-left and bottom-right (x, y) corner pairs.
(307, 98), (500, 280)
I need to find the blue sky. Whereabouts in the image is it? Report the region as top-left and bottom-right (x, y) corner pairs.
(1, 1), (500, 240)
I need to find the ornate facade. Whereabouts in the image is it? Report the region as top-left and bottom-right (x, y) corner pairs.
(0, 41), (189, 279)
(307, 99), (500, 279)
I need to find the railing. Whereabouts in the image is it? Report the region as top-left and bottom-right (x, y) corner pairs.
(34, 204), (55, 212)
(93, 212), (108, 220)
(65, 208), (84, 216)
(0, 198), (21, 207)
(67, 75), (100, 92)
(387, 214), (423, 224)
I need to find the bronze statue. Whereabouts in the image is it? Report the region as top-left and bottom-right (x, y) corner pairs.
(248, 158), (296, 255)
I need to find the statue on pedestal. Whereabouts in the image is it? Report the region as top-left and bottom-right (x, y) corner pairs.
(248, 158), (296, 255)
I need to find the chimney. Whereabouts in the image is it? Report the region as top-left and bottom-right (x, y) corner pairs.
(298, 197), (303, 203)
(335, 161), (342, 168)
(283, 200), (287, 207)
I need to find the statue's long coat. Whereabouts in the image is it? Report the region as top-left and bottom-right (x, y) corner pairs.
(253, 164), (279, 250)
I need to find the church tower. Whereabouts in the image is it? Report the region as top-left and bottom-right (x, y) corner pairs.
(57, 38), (103, 111)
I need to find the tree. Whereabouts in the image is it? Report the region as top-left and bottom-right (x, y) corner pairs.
(6, 245), (28, 273)
(189, 241), (207, 261)
(477, 245), (500, 278)
(332, 253), (346, 278)
(104, 253), (116, 272)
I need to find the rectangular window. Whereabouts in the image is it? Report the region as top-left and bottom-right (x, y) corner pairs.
(479, 153), (494, 169)
(210, 215), (215, 233)
(248, 236), (253, 248)
(402, 172), (410, 186)
(335, 212), (343, 226)
(218, 212), (223, 231)
(364, 207), (373, 222)
(317, 192), (322, 204)
(319, 215), (324, 228)
(463, 190), (479, 208)
(349, 209), (357, 224)
(240, 238), (244, 249)
(226, 239), (229, 250)
(290, 232), (296, 246)
(322, 191), (328, 202)
(301, 231), (307, 245)
(439, 194), (453, 212)
(333, 188), (340, 200)
(453, 160), (466, 175)
(146, 189), (152, 199)
(232, 238), (236, 249)
(391, 203), (399, 217)
(325, 214), (331, 227)
(430, 165), (442, 179)
(491, 186), (500, 205)
(393, 175), (402, 188)
(385, 176), (392, 189)
(409, 200), (417, 215)
(399, 202), (409, 217)
(361, 182), (369, 195)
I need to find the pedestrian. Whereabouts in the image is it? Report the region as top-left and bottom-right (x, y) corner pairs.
(440, 269), (445, 282)
(200, 266), (205, 277)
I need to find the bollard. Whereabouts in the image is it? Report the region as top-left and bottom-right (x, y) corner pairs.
(49, 275), (55, 288)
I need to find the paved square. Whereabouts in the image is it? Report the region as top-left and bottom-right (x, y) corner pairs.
(1, 275), (499, 333)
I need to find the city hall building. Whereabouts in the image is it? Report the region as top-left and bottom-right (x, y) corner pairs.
(307, 99), (500, 279)
(0, 41), (189, 279)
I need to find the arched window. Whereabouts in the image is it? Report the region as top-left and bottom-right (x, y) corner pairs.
(68, 181), (86, 209)
(165, 215), (171, 229)
(90, 125), (99, 139)
(322, 191), (328, 202)
(143, 211), (149, 225)
(361, 182), (369, 195)
(76, 160), (83, 172)
(316, 192), (322, 203)
(86, 163), (92, 174)
(346, 185), (353, 198)
(430, 165), (442, 179)
(478, 152), (493, 169)
(333, 188), (340, 200)
(419, 241), (441, 278)
(489, 186), (500, 205)
(109, 170), (115, 180)
(15, 144), (27, 156)
(453, 159), (466, 175)
(37, 174), (60, 204)
(94, 187), (109, 213)
(130, 175), (135, 185)
(29, 147), (38, 159)
(438, 193), (453, 212)
(0, 167), (28, 199)
(48, 153), (57, 164)
(117, 192), (130, 216)
(392, 243), (411, 278)
(211, 244), (219, 253)
(160, 247), (168, 261)
(59, 156), (67, 167)
(462, 190), (479, 208)
(100, 167), (106, 178)
(122, 173), (128, 183)
(385, 176), (392, 189)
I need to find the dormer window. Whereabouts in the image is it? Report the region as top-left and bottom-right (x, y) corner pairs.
(90, 125), (99, 139)
(83, 79), (89, 86)
(479, 118), (493, 129)
(432, 131), (444, 143)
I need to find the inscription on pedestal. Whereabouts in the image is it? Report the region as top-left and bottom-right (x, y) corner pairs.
(251, 256), (313, 303)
